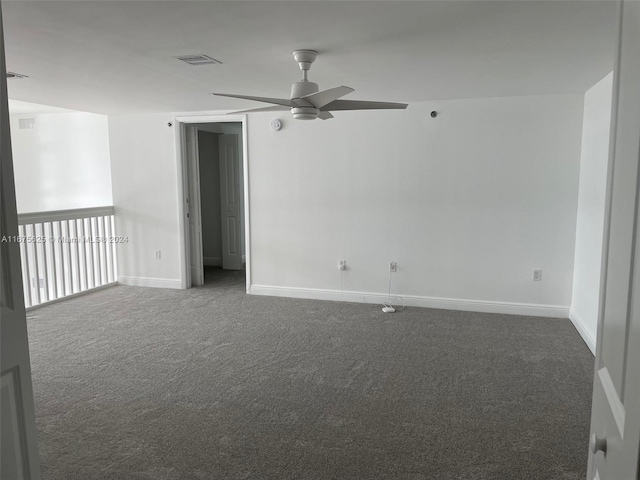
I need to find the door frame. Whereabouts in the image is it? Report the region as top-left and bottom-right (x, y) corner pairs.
(174, 114), (250, 292)
(184, 124), (204, 287)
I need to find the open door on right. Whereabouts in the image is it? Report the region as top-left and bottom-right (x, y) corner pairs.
(219, 133), (243, 271)
(587, 2), (640, 479)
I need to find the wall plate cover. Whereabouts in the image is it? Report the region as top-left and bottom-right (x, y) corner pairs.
(271, 119), (282, 131)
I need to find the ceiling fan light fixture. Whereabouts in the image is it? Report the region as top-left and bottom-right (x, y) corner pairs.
(291, 106), (319, 120)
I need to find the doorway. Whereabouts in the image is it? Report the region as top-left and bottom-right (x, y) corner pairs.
(175, 115), (249, 290)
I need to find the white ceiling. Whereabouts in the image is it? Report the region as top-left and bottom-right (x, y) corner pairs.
(3, 1), (618, 115)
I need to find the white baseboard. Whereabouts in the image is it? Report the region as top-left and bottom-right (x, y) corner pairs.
(26, 282), (118, 312)
(569, 307), (596, 355)
(204, 257), (221, 267)
(249, 285), (570, 318)
(118, 276), (182, 289)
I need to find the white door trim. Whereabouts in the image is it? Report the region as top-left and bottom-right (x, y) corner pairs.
(185, 125), (204, 286)
(174, 114), (251, 292)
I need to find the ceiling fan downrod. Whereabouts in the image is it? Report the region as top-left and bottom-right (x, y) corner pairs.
(290, 49), (320, 118)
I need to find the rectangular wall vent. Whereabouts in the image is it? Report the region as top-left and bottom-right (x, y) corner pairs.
(6, 72), (28, 79)
(19, 117), (36, 130)
(177, 55), (222, 66)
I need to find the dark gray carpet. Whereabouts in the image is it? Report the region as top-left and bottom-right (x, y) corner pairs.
(27, 268), (594, 480)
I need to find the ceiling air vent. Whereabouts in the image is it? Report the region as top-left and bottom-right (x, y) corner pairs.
(177, 54), (222, 66)
(6, 71), (28, 79)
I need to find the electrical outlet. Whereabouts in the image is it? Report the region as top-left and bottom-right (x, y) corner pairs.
(390, 261), (397, 273)
(339, 259), (347, 270)
(533, 269), (542, 281)
(155, 250), (161, 260)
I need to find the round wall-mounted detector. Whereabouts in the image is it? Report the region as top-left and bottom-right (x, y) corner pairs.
(430, 111), (438, 118)
(271, 119), (282, 131)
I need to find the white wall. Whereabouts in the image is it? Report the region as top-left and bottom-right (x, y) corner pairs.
(570, 72), (614, 353)
(10, 111), (112, 213)
(247, 95), (583, 316)
(108, 94), (583, 317)
(108, 113), (182, 288)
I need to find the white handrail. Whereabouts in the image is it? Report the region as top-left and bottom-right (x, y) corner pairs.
(18, 206), (114, 225)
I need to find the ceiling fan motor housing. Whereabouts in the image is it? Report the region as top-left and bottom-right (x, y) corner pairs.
(290, 81), (320, 119)
(290, 81), (319, 99)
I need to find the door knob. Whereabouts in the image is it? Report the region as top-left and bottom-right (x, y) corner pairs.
(590, 434), (607, 455)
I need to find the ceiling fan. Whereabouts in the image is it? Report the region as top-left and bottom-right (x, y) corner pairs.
(212, 49), (408, 120)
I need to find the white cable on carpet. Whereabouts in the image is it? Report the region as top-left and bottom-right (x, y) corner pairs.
(382, 270), (405, 312)
(340, 264), (405, 311)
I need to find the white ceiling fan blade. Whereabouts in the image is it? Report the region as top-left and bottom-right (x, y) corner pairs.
(301, 86), (354, 108)
(229, 105), (290, 114)
(317, 111), (334, 120)
(212, 93), (293, 107)
(322, 99), (408, 111)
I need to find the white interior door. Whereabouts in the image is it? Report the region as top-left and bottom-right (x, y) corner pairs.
(186, 125), (204, 286)
(219, 133), (243, 271)
(587, 2), (640, 479)
(0, 11), (42, 478)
